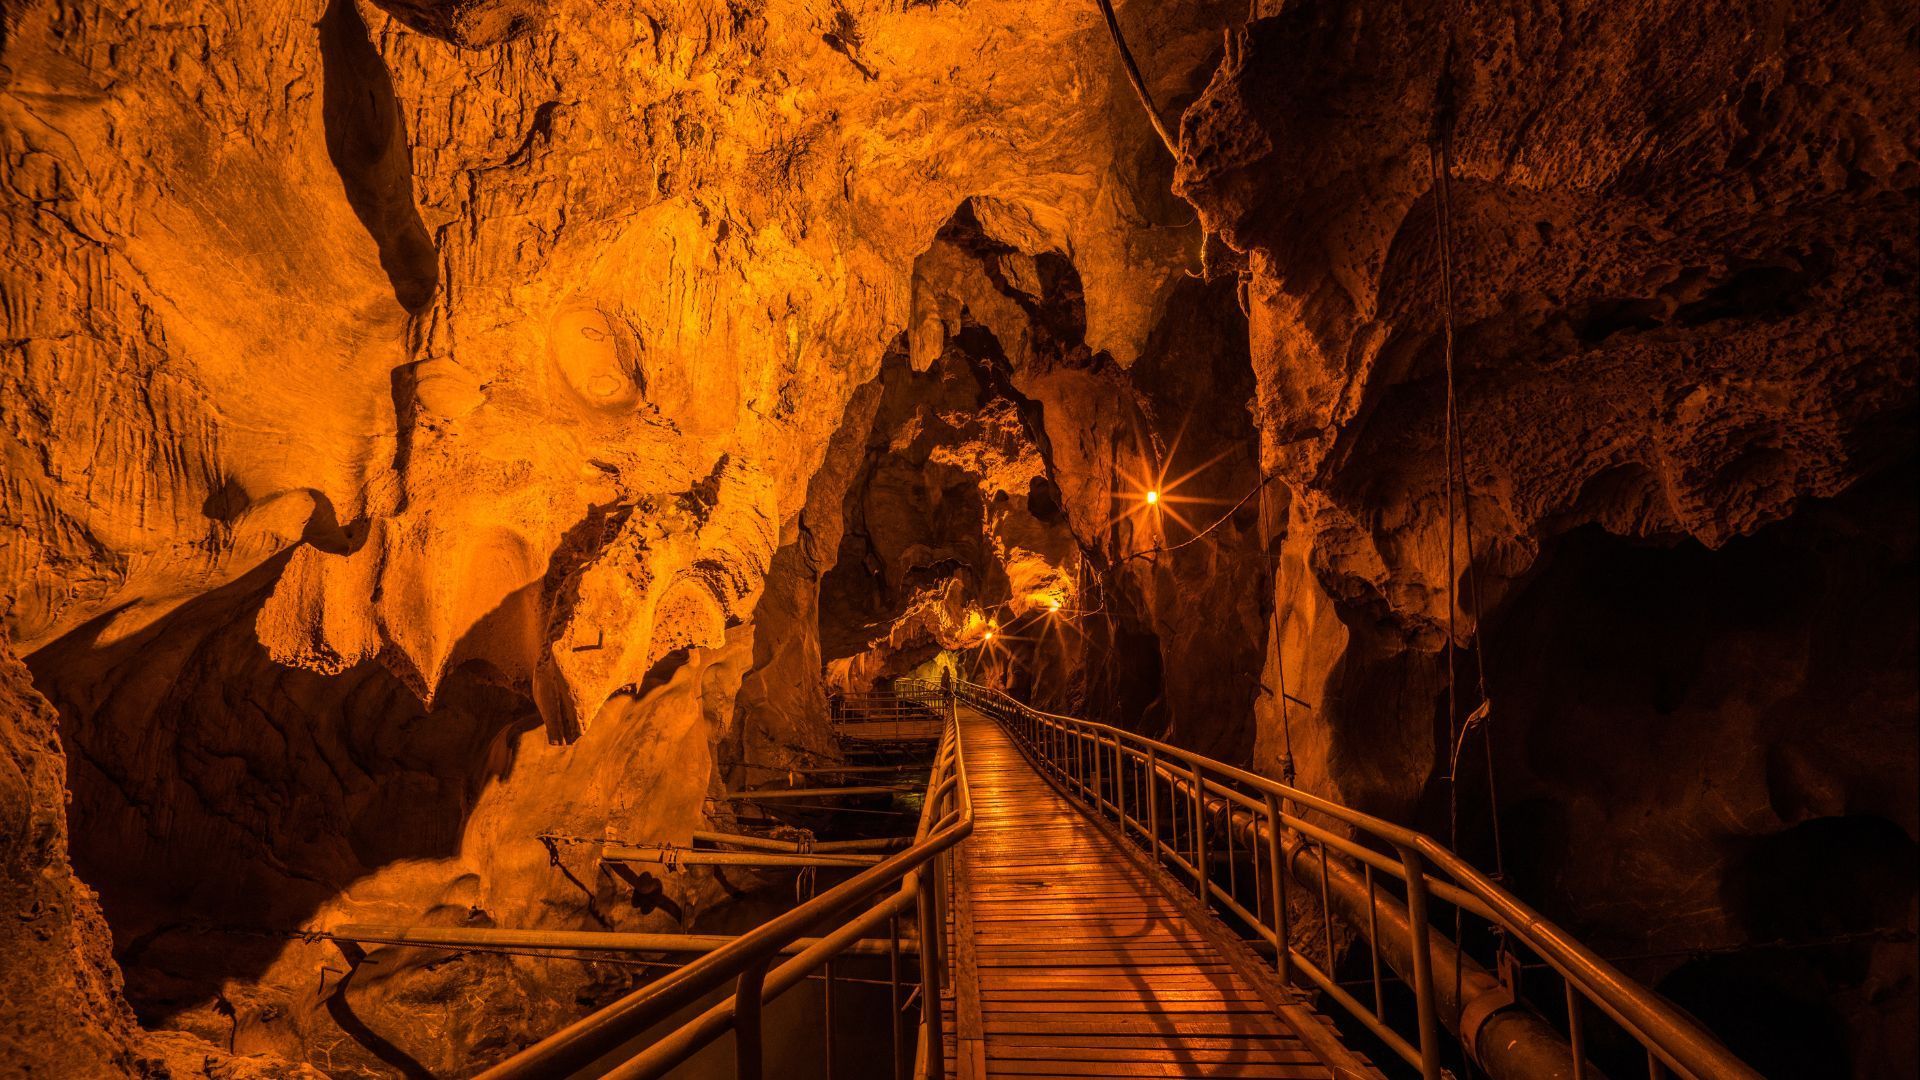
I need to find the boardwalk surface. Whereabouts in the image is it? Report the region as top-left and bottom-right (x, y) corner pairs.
(943, 706), (1367, 1080)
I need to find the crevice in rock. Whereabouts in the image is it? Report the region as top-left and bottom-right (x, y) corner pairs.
(319, 0), (440, 314)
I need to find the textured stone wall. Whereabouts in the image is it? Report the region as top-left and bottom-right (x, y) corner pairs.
(1173, 1), (1916, 1073)
(2, 0), (1914, 1075)
(1, 0), (1235, 1070)
(2, 0), (1230, 734)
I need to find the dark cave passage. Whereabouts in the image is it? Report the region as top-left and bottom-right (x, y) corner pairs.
(1461, 464), (1920, 1079)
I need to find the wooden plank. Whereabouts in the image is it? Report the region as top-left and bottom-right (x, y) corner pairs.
(983, 1043), (1325, 1063)
(944, 707), (1379, 1080)
(967, 1053), (1328, 1068)
(976, 1018), (1303, 1036)
(976, 1034), (1317, 1052)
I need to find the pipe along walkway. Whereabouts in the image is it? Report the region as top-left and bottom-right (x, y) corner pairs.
(943, 705), (1380, 1080)
(355, 682), (1754, 1080)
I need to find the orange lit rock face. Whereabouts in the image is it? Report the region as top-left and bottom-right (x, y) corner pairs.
(2, 0), (1235, 1069)
(818, 344), (1081, 687)
(3, 0), (1914, 1075)
(0, 641), (143, 1078)
(2, 0), (1230, 738)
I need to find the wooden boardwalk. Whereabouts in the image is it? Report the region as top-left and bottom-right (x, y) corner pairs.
(943, 706), (1377, 1080)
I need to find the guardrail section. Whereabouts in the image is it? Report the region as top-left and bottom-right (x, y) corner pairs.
(954, 679), (1760, 1080)
(478, 692), (973, 1080)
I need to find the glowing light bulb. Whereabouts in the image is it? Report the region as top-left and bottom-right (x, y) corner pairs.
(1048, 599), (1062, 612)
(984, 630), (995, 642)
(1145, 490), (1159, 505)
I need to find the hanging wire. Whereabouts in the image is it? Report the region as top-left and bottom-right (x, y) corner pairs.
(1119, 469), (1281, 566)
(1261, 478), (1299, 791)
(1428, 49), (1520, 1079)
(1092, 0), (1179, 156)
(1430, 62), (1506, 881)
(1430, 79), (1484, 1080)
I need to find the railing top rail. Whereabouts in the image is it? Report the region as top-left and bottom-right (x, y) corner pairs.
(479, 701), (971, 1080)
(954, 679), (1760, 1080)
(957, 680), (1428, 843)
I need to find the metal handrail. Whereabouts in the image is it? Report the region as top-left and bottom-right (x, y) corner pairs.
(477, 692), (972, 1080)
(954, 679), (1761, 1080)
(829, 690), (945, 744)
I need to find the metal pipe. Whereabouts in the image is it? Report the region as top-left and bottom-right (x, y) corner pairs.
(1163, 769), (1600, 1079)
(327, 924), (916, 956)
(1091, 0), (1178, 154)
(692, 830), (912, 853)
(734, 959), (770, 1080)
(823, 959), (836, 1080)
(477, 800), (969, 1078)
(603, 884), (922, 1079)
(888, 915), (904, 1080)
(603, 845), (882, 868)
(1284, 828), (1599, 1080)
(722, 785), (915, 800)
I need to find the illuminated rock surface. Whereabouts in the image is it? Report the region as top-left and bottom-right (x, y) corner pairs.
(2, 0), (1913, 1076)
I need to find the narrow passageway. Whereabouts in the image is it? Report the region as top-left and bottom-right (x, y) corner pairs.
(944, 707), (1374, 1079)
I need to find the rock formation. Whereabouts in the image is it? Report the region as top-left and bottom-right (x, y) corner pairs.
(2, 0), (1913, 1075)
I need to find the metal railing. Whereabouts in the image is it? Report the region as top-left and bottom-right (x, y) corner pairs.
(829, 687), (946, 743)
(955, 679), (1762, 1080)
(477, 692), (972, 1080)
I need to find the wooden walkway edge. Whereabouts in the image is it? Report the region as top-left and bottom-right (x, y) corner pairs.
(943, 705), (1380, 1080)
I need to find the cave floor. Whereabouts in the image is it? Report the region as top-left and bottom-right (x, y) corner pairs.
(942, 708), (1376, 1079)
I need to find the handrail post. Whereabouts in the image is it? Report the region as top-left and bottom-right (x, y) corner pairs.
(1098, 726), (1113, 810)
(1075, 724), (1088, 797)
(1398, 845), (1443, 1080)
(889, 915), (905, 1080)
(1263, 792), (1291, 982)
(1147, 747), (1161, 864)
(917, 852), (945, 1080)
(823, 960), (836, 1080)
(734, 958), (771, 1080)
(1075, 718), (1090, 795)
(1191, 761), (1210, 903)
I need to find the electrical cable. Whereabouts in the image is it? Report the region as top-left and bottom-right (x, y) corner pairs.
(1432, 96), (1507, 879)
(1092, 0), (1179, 156)
(1428, 53), (1515, 1080)
(1119, 468), (1280, 566)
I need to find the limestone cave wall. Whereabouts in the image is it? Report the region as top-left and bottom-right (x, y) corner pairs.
(1172, 1), (1917, 1074)
(2, 0), (1915, 1077)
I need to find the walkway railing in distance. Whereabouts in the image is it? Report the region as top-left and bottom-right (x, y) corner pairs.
(955, 679), (1761, 1080)
(476, 689), (972, 1080)
(830, 682), (945, 743)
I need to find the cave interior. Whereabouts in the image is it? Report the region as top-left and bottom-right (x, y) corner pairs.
(1, 0), (1915, 1078)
